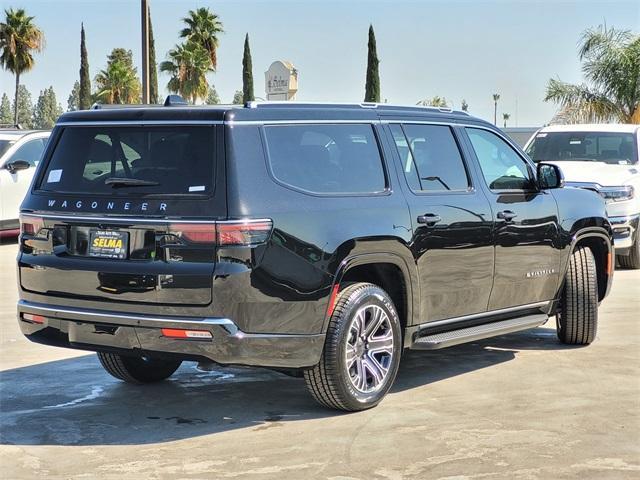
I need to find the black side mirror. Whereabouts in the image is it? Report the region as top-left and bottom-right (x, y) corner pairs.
(537, 162), (564, 189)
(5, 159), (31, 174)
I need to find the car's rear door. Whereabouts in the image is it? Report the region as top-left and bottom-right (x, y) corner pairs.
(385, 121), (494, 323)
(19, 123), (225, 308)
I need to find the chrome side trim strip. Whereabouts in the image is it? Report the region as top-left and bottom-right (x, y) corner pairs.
(20, 213), (271, 225)
(416, 301), (551, 331)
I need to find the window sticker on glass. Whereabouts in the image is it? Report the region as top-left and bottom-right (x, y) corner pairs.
(537, 133), (547, 138)
(47, 169), (62, 183)
(569, 140), (582, 145)
(188, 185), (205, 192)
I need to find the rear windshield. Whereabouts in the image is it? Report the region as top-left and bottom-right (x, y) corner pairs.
(526, 131), (638, 165)
(37, 126), (215, 195)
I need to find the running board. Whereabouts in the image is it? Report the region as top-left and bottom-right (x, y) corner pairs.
(410, 314), (548, 350)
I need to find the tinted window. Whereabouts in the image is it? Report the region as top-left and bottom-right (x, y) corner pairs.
(391, 124), (469, 191)
(264, 124), (386, 194)
(10, 138), (46, 166)
(467, 128), (534, 190)
(37, 126), (215, 195)
(526, 131), (638, 165)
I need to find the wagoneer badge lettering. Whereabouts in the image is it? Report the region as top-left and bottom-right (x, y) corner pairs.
(526, 268), (557, 278)
(47, 199), (168, 212)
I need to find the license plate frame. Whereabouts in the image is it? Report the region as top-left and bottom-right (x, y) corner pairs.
(88, 229), (128, 260)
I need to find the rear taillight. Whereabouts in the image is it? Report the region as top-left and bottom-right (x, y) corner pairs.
(217, 220), (273, 246)
(20, 215), (44, 236)
(169, 224), (216, 243)
(22, 313), (46, 324)
(168, 220), (272, 246)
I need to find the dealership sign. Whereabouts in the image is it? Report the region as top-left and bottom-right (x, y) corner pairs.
(265, 60), (298, 101)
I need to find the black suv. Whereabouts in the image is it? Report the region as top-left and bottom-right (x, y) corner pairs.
(17, 100), (613, 411)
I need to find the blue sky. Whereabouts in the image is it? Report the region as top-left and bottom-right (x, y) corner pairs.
(1, 0), (638, 126)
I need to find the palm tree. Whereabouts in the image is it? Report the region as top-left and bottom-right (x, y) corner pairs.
(503, 113), (511, 128)
(0, 8), (44, 125)
(417, 96), (448, 107)
(180, 7), (224, 71)
(492, 93), (500, 125)
(545, 25), (640, 123)
(160, 41), (210, 104)
(95, 60), (141, 104)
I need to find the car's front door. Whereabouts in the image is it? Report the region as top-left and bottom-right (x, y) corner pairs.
(463, 127), (562, 311)
(0, 137), (46, 226)
(387, 122), (494, 323)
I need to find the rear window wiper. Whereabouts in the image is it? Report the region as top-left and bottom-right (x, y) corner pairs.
(104, 177), (159, 188)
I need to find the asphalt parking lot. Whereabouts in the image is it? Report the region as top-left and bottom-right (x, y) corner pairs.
(0, 240), (638, 480)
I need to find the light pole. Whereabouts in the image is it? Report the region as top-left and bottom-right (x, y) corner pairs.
(141, 0), (150, 103)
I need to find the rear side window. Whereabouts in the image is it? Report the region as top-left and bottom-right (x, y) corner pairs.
(263, 124), (386, 194)
(37, 126), (215, 195)
(390, 124), (470, 192)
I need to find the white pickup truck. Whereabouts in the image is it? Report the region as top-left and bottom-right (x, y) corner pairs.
(0, 129), (50, 235)
(525, 124), (640, 268)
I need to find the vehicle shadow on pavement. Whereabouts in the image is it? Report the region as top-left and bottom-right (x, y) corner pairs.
(0, 325), (575, 446)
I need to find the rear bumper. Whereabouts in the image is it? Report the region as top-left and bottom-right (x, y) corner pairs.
(17, 300), (324, 369)
(610, 214), (639, 253)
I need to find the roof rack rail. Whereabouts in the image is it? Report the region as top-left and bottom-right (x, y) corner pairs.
(242, 101), (469, 115)
(90, 103), (162, 110)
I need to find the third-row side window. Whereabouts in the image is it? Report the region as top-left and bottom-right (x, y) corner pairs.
(263, 124), (386, 194)
(390, 124), (470, 192)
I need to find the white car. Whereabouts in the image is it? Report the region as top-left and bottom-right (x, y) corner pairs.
(525, 124), (640, 268)
(0, 130), (51, 234)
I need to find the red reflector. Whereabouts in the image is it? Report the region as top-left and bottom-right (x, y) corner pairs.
(20, 215), (44, 236)
(327, 284), (340, 317)
(161, 328), (212, 339)
(217, 221), (272, 246)
(23, 313), (46, 324)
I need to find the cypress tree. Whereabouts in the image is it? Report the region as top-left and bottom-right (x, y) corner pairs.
(0, 93), (12, 124)
(242, 33), (254, 103)
(79, 23), (91, 109)
(148, 7), (159, 104)
(364, 25), (380, 103)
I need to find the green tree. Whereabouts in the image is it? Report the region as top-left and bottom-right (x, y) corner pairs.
(545, 25), (640, 124)
(502, 112), (511, 128)
(148, 7), (159, 104)
(242, 33), (254, 103)
(461, 99), (469, 112)
(67, 80), (80, 111)
(33, 86), (63, 129)
(0, 8), (44, 125)
(79, 23), (91, 109)
(160, 41), (210, 104)
(11, 84), (33, 127)
(231, 90), (243, 104)
(205, 85), (220, 104)
(180, 7), (224, 71)
(0, 92), (12, 124)
(492, 93), (500, 125)
(417, 96), (448, 107)
(364, 24), (380, 103)
(95, 48), (141, 104)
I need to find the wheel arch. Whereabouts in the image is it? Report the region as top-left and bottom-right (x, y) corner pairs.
(325, 252), (418, 340)
(569, 228), (613, 302)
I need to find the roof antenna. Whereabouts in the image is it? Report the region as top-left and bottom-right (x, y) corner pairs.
(164, 95), (188, 107)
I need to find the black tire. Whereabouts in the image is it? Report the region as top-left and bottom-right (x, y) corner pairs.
(556, 246), (598, 345)
(617, 235), (640, 269)
(97, 352), (182, 383)
(304, 283), (402, 411)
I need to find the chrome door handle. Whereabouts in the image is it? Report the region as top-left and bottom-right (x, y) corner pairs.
(417, 214), (442, 226)
(497, 210), (517, 222)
